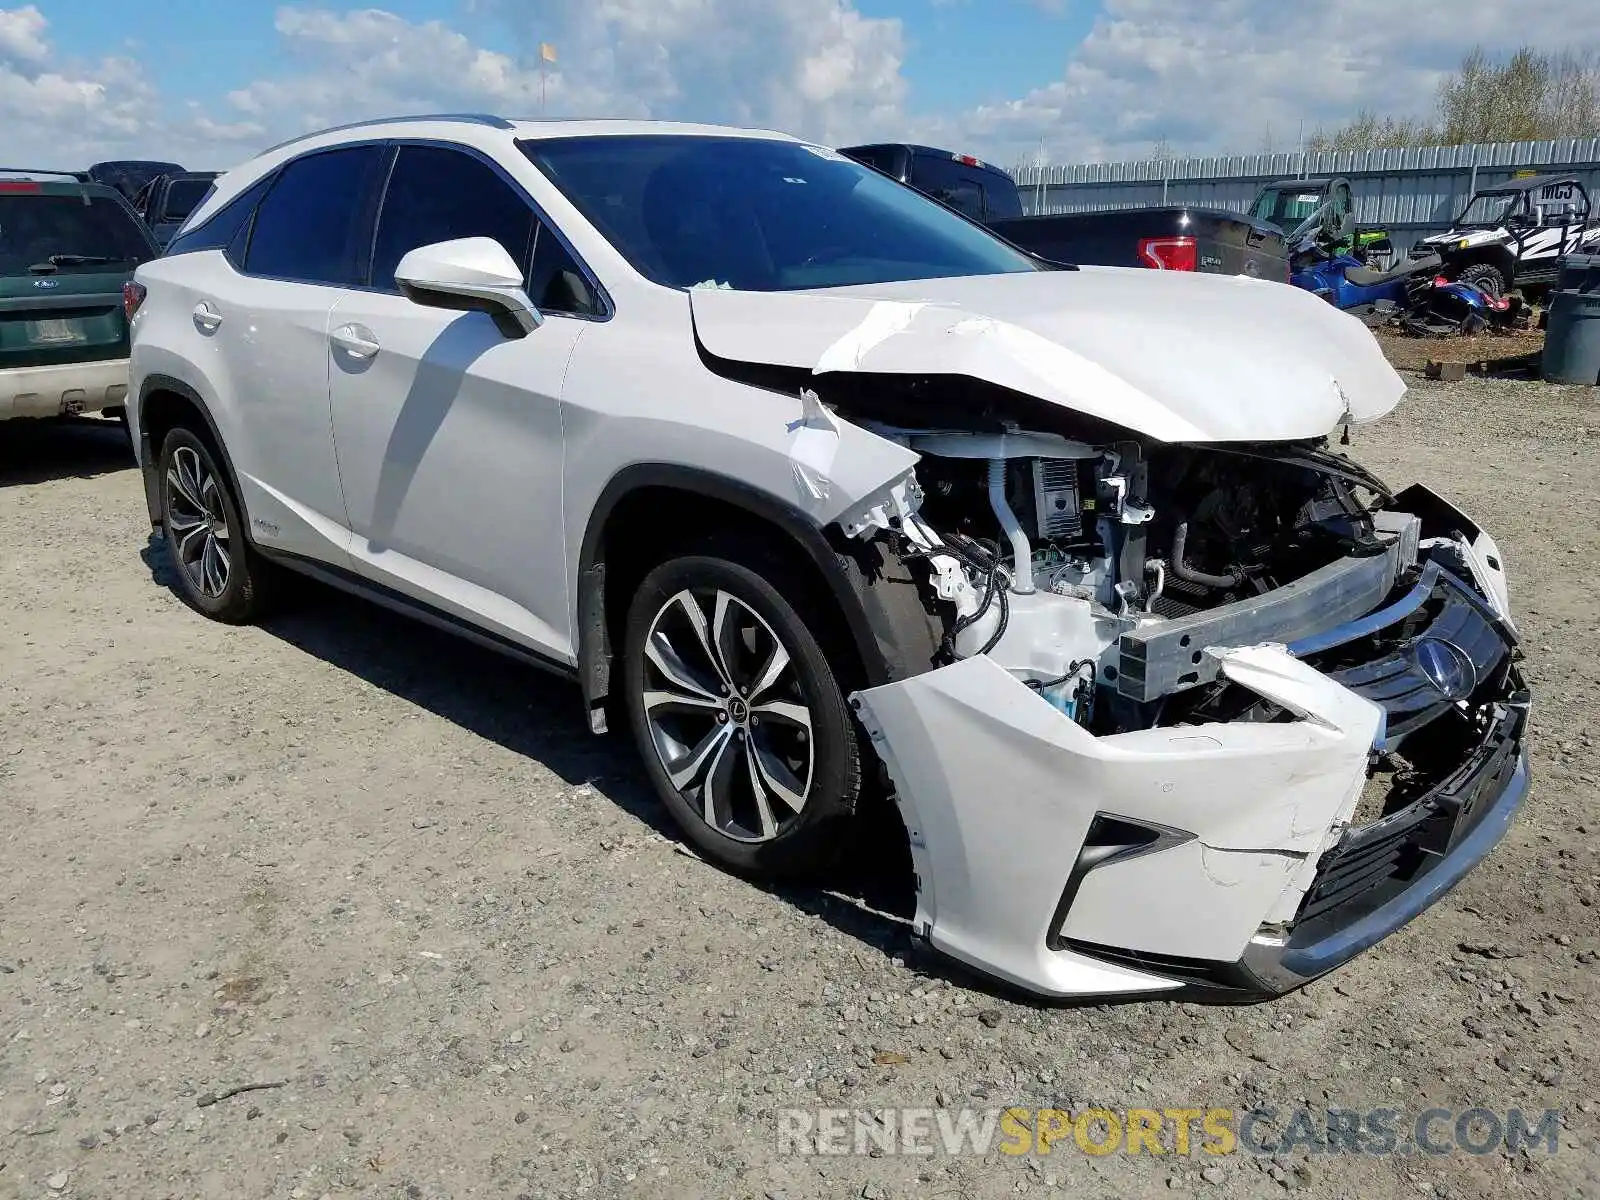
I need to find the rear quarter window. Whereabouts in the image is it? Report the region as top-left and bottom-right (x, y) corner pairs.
(0, 192), (154, 276)
(165, 174), (274, 263)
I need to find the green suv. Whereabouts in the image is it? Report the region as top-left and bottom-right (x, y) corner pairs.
(0, 172), (159, 425)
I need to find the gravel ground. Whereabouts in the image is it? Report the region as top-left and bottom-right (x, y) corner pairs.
(2, 370), (1598, 1200)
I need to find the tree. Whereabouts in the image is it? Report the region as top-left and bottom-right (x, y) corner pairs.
(1307, 109), (1436, 153)
(1309, 46), (1600, 151)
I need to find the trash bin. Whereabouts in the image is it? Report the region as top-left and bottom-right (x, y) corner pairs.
(1543, 254), (1600, 385)
(1555, 252), (1600, 295)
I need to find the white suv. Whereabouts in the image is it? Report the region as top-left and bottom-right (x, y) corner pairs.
(129, 114), (1530, 1002)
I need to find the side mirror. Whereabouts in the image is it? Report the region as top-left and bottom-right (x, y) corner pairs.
(394, 237), (543, 338)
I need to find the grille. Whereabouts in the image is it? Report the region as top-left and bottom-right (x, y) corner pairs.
(1292, 702), (1522, 943)
(1288, 568), (1523, 946)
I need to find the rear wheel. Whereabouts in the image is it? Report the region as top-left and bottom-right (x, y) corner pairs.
(623, 545), (860, 879)
(158, 426), (272, 623)
(1458, 262), (1506, 298)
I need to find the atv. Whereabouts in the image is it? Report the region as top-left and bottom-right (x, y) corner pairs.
(1247, 177), (1396, 269)
(1410, 173), (1600, 299)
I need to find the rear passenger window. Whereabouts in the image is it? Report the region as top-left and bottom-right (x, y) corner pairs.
(371, 146), (535, 292)
(245, 146), (384, 285)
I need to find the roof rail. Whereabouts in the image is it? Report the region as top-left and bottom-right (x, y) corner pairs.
(0, 167), (91, 181)
(258, 113), (514, 157)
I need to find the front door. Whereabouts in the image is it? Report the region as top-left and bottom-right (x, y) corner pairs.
(327, 143), (599, 664)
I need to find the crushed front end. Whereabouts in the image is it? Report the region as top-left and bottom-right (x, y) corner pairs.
(840, 430), (1530, 1001)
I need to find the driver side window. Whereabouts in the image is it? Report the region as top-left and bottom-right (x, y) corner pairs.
(371, 144), (599, 316)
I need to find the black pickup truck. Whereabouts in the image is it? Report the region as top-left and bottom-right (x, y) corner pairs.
(841, 143), (1290, 283)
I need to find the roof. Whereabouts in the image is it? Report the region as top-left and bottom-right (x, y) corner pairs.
(1260, 178), (1336, 190)
(509, 118), (795, 142)
(260, 113), (798, 158)
(1478, 172), (1582, 194)
(0, 176), (127, 200)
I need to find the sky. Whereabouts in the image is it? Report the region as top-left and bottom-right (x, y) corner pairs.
(3, 1), (1599, 173)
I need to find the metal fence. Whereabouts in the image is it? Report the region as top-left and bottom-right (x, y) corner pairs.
(1008, 138), (1600, 254)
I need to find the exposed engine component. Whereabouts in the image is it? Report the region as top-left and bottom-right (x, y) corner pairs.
(877, 430), (1391, 737)
(1030, 458), (1084, 541)
(1142, 446), (1377, 616)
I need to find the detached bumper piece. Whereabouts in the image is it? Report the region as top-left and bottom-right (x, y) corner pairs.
(1084, 565), (1530, 1002)
(853, 556), (1530, 1002)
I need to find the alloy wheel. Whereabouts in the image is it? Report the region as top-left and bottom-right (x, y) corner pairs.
(640, 588), (815, 843)
(166, 445), (232, 599)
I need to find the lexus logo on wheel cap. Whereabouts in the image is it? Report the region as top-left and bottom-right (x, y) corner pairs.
(1412, 637), (1477, 701)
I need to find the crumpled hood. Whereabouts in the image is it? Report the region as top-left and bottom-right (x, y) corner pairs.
(689, 268), (1406, 443)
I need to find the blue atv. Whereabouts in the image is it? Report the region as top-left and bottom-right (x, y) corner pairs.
(1292, 235), (1515, 335)
(1290, 236), (1441, 324)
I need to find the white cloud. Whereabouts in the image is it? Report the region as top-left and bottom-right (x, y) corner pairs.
(208, 3), (909, 151)
(471, 0), (907, 143)
(6, 0), (1600, 177)
(0, 6), (160, 163)
(923, 0), (1600, 166)
(0, 3), (46, 63)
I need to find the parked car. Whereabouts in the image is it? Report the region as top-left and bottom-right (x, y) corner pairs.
(841, 143), (1289, 281)
(1409, 173), (1600, 297)
(128, 116), (1529, 1002)
(135, 172), (220, 248)
(0, 170), (158, 424)
(86, 160), (185, 204)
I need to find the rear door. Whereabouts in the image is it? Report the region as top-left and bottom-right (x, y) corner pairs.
(0, 183), (154, 379)
(203, 143), (387, 563)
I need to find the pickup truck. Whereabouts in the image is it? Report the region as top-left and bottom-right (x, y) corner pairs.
(841, 142), (1290, 282)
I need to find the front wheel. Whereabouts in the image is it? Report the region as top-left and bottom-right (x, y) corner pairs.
(622, 547), (860, 879)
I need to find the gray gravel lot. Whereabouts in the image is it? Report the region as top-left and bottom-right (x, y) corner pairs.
(1, 372), (1597, 1200)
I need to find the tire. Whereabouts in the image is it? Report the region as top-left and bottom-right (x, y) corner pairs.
(622, 543), (861, 879)
(1457, 262), (1506, 298)
(157, 426), (271, 623)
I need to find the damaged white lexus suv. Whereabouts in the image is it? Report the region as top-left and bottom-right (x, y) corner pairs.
(128, 116), (1530, 1002)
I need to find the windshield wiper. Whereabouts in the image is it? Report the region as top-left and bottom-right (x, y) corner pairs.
(46, 254), (128, 265)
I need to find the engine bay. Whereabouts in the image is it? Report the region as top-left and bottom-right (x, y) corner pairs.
(851, 424), (1404, 737)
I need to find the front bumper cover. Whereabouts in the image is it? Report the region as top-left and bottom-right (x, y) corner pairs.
(851, 487), (1530, 1002)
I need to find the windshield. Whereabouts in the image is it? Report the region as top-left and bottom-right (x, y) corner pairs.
(520, 135), (1039, 291)
(0, 193), (153, 274)
(1457, 192), (1519, 227)
(1248, 186), (1326, 233)
(162, 178), (214, 221)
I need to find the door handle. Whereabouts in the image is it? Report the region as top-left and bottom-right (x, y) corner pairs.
(331, 324), (380, 360)
(192, 302), (222, 333)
